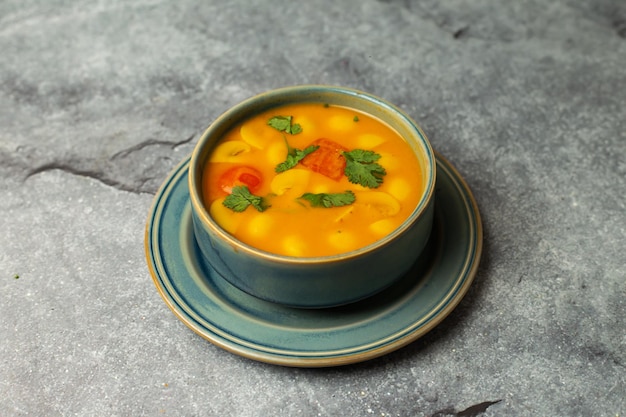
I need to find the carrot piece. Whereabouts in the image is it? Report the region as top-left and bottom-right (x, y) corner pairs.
(300, 138), (347, 181)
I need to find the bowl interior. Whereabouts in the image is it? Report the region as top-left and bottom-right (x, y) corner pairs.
(188, 85), (435, 262)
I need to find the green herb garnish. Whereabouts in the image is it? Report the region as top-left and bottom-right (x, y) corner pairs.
(268, 115), (302, 135)
(343, 149), (386, 188)
(299, 191), (356, 208)
(223, 186), (268, 212)
(275, 138), (319, 173)
(353, 115), (359, 122)
(14, 274), (19, 280)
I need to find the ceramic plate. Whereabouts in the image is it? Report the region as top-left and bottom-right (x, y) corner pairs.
(145, 153), (482, 367)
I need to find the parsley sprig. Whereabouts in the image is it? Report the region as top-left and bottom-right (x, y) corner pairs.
(299, 191), (356, 208)
(343, 149), (386, 188)
(268, 115), (302, 135)
(275, 138), (319, 173)
(223, 186), (268, 212)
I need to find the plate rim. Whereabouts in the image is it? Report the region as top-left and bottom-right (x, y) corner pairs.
(144, 152), (483, 367)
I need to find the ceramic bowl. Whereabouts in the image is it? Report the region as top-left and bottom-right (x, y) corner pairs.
(188, 85), (436, 308)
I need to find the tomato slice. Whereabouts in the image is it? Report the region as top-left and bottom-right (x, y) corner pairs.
(300, 138), (347, 181)
(219, 166), (263, 194)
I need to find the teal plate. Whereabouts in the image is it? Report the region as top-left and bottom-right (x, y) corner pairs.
(145, 153), (482, 367)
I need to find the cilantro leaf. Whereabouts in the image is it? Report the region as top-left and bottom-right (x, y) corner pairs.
(223, 185), (268, 212)
(299, 191), (356, 208)
(289, 123), (303, 135)
(275, 141), (319, 173)
(345, 149), (381, 163)
(268, 115), (302, 135)
(268, 116), (291, 132)
(343, 149), (386, 188)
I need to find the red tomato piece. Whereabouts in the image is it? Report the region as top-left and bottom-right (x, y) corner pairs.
(219, 166), (263, 194)
(300, 138), (347, 181)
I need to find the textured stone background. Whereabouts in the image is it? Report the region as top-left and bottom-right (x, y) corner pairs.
(1, 0), (624, 416)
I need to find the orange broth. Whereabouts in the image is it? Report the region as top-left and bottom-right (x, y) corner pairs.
(202, 103), (424, 257)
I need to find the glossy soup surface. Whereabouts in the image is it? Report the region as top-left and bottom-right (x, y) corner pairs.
(202, 103), (424, 257)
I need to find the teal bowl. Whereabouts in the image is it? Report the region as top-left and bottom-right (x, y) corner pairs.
(188, 85), (436, 308)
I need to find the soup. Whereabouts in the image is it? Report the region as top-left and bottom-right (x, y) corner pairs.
(202, 103), (424, 257)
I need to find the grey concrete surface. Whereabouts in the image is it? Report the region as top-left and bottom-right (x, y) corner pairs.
(1, 0), (625, 416)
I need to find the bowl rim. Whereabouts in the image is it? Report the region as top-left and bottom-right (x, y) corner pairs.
(188, 84), (436, 264)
